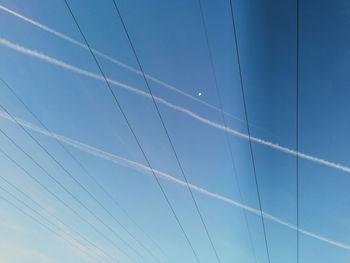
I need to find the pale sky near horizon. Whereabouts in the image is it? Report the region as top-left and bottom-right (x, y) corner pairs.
(1, 0), (350, 262)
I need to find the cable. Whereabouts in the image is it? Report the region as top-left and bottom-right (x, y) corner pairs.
(109, 1), (222, 262)
(296, 0), (300, 262)
(0, 180), (117, 263)
(228, 1), (271, 262)
(0, 77), (171, 262)
(0, 193), (107, 263)
(0, 141), (139, 263)
(63, 1), (202, 262)
(196, 1), (258, 262)
(0, 103), (158, 263)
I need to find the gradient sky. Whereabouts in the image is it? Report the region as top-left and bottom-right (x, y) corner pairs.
(1, 0), (350, 263)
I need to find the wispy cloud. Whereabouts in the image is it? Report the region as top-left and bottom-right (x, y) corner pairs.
(56, 223), (114, 263)
(0, 225), (108, 263)
(0, 238), (59, 263)
(0, 111), (349, 251)
(0, 220), (27, 233)
(1, 38), (349, 175)
(0, 193), (112, 263)
(0, 4), (247, 125)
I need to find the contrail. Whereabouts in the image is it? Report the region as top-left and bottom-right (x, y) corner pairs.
(1, 38), (349, 175)
(0, 4), (247, 125)
(0, 111), (349, 251)
(1, 5), (349, 252)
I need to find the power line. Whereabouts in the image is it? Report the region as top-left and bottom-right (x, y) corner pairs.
(0, 179), (117, 263)
(0, 139), (139, 263)
(195, 1), (258, 262)
(63, 1), (202, 262)
(0, 77), (171, 262)
(109, 0), (222, 262)
(0, 102), (159, 263)
(296, 0), (300, 262)
(228, 1), (271, 263)
(0, 192), (108, 263)
(0, 142), (137, 262)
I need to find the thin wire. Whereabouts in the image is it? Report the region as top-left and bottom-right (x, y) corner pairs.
(0, 180), (117, 263)
(196, 1), (258, 262)
(0, 105), (150, 263)
(0, 140), (139, 263)
(63, 1), (201, 262)
(296, 0), (300, 262)
(0, 77), (171, 262)
(228, 1), (271, 263)
(0, 79), (161, 262)
(0, 193), (107, 263)
(109, 0), (221, 262)
(0, 104), (153, 262)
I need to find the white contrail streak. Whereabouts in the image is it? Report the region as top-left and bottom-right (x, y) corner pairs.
(0, 111), (349, 250)
(1, 38), (349, 175)
(0, 4), (247, 124)
(1, 5), (348, 251)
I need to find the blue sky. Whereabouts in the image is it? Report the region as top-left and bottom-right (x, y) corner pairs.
(1, 0), (350, 262)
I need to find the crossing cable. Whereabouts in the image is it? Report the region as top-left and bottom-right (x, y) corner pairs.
(109, 1), (222, 262)
(64, 1), (202, 262)
(228, 0), (271, 262)
(0, 101), (155, 263)
(0, 104), (159, 263)
(196, 1), (258, 262)
(0, 180), (117, 263)
(0, 105), (150, 263)
(2, 106), (159, 263)
(0, 193), (107, 263)
(0, 77), (171, 262)
(296, 0), (300, 262)
(0, 138), (139, 263)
